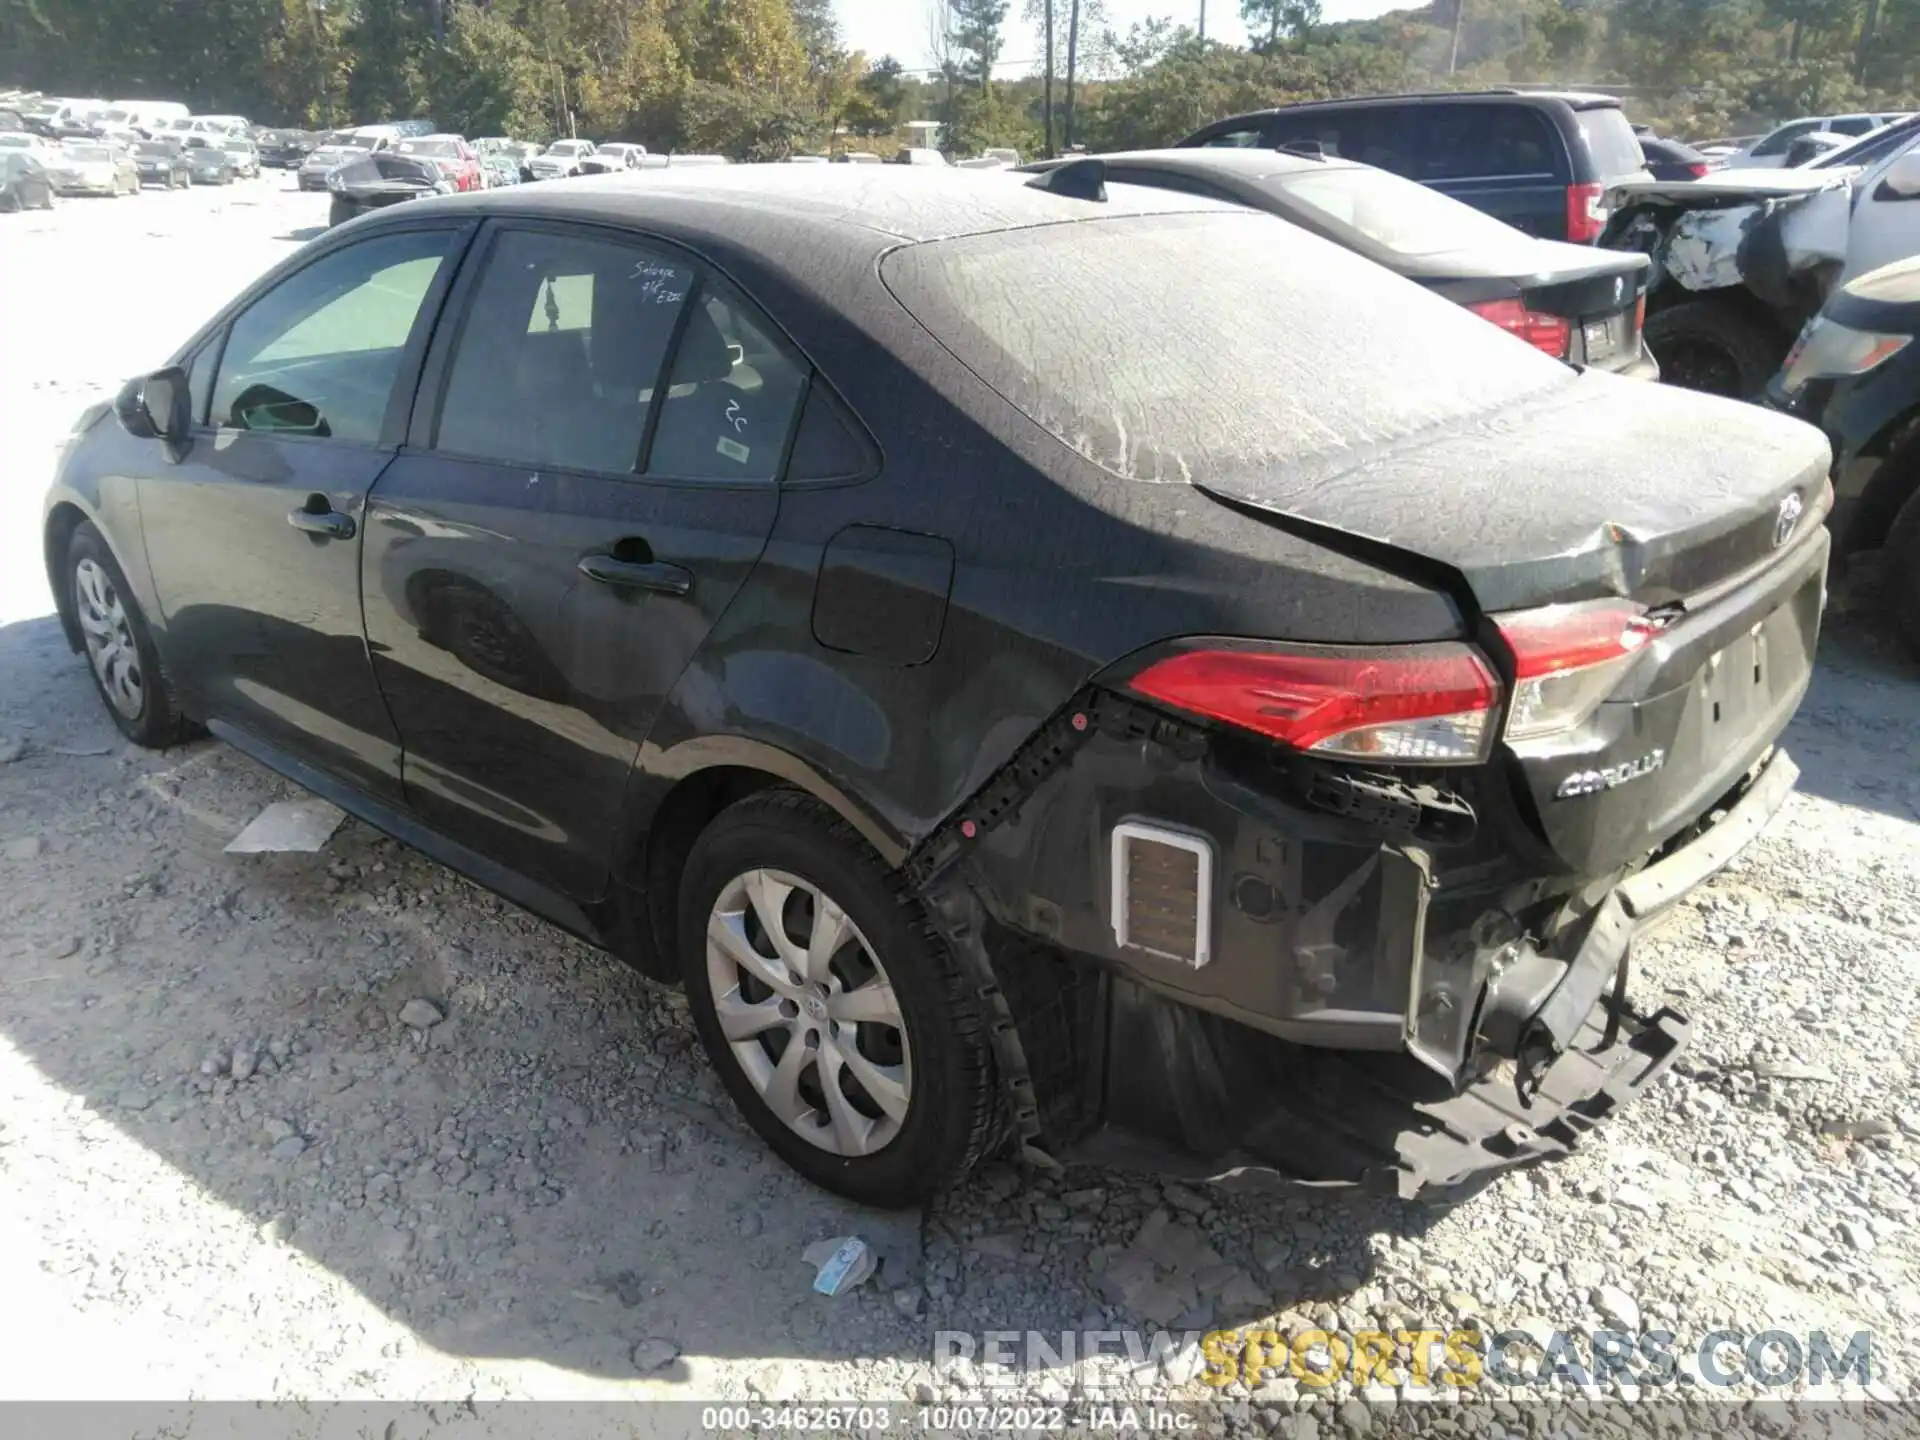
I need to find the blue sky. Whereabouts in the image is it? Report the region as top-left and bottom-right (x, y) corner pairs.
(833, 0), (1407, 73)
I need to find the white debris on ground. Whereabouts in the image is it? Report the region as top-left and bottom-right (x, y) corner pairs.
(2, 176), (1920, 1434)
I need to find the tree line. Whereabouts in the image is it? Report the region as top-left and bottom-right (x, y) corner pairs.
(2, 0), (1917, 160)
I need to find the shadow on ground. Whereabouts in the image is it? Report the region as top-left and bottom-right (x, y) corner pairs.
(0, 612), (1441, 1392)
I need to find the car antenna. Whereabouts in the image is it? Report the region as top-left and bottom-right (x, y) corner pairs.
(1026, 156), (1107, 202)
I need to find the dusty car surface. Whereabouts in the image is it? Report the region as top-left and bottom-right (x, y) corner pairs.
(42, 167), (1831, 1208)
(1605, 118), (1920, 396)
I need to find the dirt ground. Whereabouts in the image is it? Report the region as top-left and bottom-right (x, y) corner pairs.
(4, 177), (1920, 1432)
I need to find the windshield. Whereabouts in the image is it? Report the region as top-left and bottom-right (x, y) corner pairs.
(547, 141), (589, 155)
(1267, 164), (1527, 258)
(397, 139), (458, 157)
(221, 140), (249, 153)
(882, 210), (1566, 485)
(100, 109), (131, 124)
(341, 134), (379, 149)
(136, 142), (173, 157)
(0, 134), (33, 148)
(307, 148), (348, 165)
(68, 145), (111, 162)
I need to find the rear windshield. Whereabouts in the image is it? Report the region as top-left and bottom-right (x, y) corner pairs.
(397, 139), (458, 156)
(1268, 164), (1525, 258)
(1575, 105), (1646, 179)
(882, 211), (1566, 485)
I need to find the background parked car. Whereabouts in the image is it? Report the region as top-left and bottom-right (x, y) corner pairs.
(0, 131), (57, 163)
(1024, 149), (1655, 376)
(478, 150), (521, 188)
(1783, 130), (1852, 167)
(257, 129), (317, 168)
(1605, 123), (1920, 397)
(219, 137), (260, 178)
(133, 139), (190, 188)
(579, 141), (646, 173)
(1179, 89), (1652, 243)
(297, 145), (352, 191)
(389, 134), (481, 191)
(1640, 135), (1712, 181)
(325, 149), (446, 225)
(1723, 111), (1913, 168)
(183, 138), (237, 185)
(50, 141), (138, 196)
(1767, 255), (1920, 655)
(528, 138), (595, 178)
(0, 151), (54, 211)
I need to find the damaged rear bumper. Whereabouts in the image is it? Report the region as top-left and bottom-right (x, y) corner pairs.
(910, 683), (1800, 1200)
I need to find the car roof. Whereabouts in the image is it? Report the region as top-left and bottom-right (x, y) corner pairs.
(1210, 88), (1623, 121)
(386, 164), (1233, 247)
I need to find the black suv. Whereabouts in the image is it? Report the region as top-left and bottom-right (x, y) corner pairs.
(1179, 89), (1651, 244)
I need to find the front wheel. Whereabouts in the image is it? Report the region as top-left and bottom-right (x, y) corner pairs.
(678, 791), (1001, 1208)
(65, 522), (195, 748)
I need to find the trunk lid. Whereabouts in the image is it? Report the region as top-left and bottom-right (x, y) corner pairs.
(1192, 373), (1830, 613)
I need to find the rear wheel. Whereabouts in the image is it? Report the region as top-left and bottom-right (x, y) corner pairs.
(1883, 488), (1920, 665)
(65, 522), (195, 748)
(1644, 298), (1790, 399)
(677, 790), (1001, 1207)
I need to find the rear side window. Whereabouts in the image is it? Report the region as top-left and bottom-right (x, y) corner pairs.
(646, 282), (809, 482)
(1575, 105), (1651, 178)
(1268, 107), (1413, 173)
(1418, 104), (1558, 181)
(883, 212), (1567, 487)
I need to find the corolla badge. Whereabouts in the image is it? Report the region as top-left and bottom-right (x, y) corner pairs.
(1556, 750), (1666, 799)
(1773, 492), (1804, 549)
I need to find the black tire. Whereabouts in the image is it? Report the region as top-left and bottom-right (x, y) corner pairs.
(677, 790), (1000, 1207)
(328, 194), (357, 227)
(1644, 298), (1791, 399)
(1883, 487), (1920, 665)
(64, 522), (196, 748)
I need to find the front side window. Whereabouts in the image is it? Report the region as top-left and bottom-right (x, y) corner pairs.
(210, 228), (453, 443)
(435, 228), (693, 473)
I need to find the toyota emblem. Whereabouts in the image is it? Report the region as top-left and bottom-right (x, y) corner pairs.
(1773, 492), (1804, 548)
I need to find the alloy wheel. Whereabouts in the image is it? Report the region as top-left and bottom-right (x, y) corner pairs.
(73, 557), (144, 719)
(705, 867), (911, 1157)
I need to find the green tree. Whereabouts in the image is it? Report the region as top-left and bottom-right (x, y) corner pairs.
(678, 76), (810, 157)
(1241, 0), (1323, 52)
(844, 54), (907, 139)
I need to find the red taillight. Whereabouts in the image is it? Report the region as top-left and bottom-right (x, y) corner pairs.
(1494, 600), (1655, 742)
(1686, 162), (1711, 179)
(1566, 180), (1608, 243)
(1468, 298), (1573, 358)
(1127, 643), (1500, 763)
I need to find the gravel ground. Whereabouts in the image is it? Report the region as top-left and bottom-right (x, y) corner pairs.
(4, 177), (1920, 1433)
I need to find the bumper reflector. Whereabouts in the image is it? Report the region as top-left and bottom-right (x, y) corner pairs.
(1110, 821), (1212, 969)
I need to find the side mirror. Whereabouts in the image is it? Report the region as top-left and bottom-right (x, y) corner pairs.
(1879, 150), (1920, 200)
(113, 366), (189, 441)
